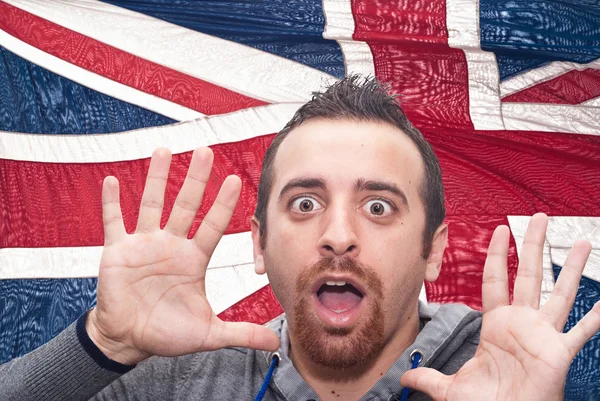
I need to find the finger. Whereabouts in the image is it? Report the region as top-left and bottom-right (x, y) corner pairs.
(400, 367), (450, 401)
(482, 225), (510, 313)
(192, 175), (242, 258)
(513, 213), (548, 308)
(165, 148), (213, 237)
(564, 300), (600, 357)
(208, 319), (280, 352)
(102, 176), (126, 245)
(541, 240), (592, 331)
(136, 148), (172, 233)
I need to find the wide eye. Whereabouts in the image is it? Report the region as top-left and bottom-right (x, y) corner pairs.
(291, 197), (323, 213)
(363, 199), (393, 217)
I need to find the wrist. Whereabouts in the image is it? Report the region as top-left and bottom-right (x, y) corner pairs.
(85, 308), (148, 366)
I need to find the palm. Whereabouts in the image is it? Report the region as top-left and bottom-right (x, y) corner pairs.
(89, 148), (279, 365)
(99, 233), (212, 355)
(445, 306), (570, 401)
(402, 215), (600, 401)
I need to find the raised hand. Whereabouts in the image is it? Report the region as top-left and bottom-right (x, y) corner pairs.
(401, 213), (600, 401)
(86, 147), (280, 365)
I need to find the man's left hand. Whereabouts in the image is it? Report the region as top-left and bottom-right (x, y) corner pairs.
(401, 213), (600, 401)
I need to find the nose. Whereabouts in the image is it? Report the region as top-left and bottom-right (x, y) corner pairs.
(317, 204), (360, 258)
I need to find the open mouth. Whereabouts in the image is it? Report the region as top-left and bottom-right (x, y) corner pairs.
(316, 280), (364, 313)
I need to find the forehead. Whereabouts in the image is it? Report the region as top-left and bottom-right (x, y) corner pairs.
(272, 118), (424, 194)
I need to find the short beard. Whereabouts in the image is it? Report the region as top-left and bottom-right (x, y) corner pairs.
(292, 257), (385, 370)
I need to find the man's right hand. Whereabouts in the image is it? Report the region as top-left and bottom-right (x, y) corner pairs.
(86, 147), (280, 365)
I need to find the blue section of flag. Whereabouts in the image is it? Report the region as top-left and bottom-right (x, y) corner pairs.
(479, 0), (600, 80)
(0, 278), (97, 364)
(493, 54), (551, 81)
(553, 264), (600, 401)
(100, 0), (346, 78)
(0, 47), (175, 134)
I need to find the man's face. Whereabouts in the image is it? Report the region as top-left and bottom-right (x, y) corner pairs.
(254, 118), (438, 369)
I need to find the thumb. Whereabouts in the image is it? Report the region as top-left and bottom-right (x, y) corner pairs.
(211, 319), (281, 352)
(400, 367), (450, 401)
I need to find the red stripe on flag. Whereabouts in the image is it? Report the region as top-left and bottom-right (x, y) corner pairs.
(2, 129), (599, 249)
(424, 128), (600, 217)
(218, 285), (283, 324)
(350, 1), (473, 130)
(368, 42), (473, 130)
(503, 69), (600, 104)
(426, 215), (519, 310)
(0, 134), (275, 248)
(352, 0), (449, 44)
(0, 2), (267, 116)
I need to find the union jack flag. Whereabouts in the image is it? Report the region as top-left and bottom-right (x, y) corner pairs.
(0, 0), (598, 398)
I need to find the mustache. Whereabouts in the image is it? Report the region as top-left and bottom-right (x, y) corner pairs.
(296, 256), (383, 297)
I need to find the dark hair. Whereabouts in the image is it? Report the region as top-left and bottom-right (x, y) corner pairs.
(255, 75), (445, 258)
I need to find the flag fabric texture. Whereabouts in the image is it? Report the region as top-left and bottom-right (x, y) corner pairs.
(0, 1), (599, 398)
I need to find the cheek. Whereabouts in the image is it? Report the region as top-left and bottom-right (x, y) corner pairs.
(263, 255), (292, 311)
(366, 234), (426, 302)
(262, 241), (303, 313)
(265, 216), (316, 269)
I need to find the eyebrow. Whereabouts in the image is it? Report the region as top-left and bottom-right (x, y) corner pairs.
(278, 177), (327, 201)
(354, 178), (410, 210)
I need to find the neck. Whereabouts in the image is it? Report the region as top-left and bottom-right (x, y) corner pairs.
(288, 304), (420, 401)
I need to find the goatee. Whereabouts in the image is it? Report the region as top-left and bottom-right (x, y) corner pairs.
(292, 256), (385, 370)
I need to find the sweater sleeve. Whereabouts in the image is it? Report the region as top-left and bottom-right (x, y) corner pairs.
(0, 311), (134, 401)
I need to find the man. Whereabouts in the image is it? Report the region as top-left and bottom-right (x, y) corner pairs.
(1, 76), (599, 401)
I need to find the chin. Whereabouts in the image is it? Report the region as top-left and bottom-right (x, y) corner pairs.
(292, 297), (385, 370)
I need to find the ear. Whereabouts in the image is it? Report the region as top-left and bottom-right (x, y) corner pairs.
(250, 216), (266, 275)
(425, 223), (448, 282)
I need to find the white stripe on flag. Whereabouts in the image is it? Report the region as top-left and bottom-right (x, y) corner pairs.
(502, 103), (600, 135)
(446, 0), (505, 130)
(206, 265), (269, 314)
(582, 97), (600, 106)
(500, 60), (600, 98)
(322, 0), (375, 76)
(508, 216), (600, 306)
(0, 233), (264, 314)
(5, 0), (335, 104)
(0, 28), (204, 122)
(446, 0), (480, 50)
(462, 50), (505, 130)
(0, 103), (302, 163)
(0, 231), (254, 279)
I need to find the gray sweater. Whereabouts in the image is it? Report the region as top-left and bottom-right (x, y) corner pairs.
(0, 302), (481, 401)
